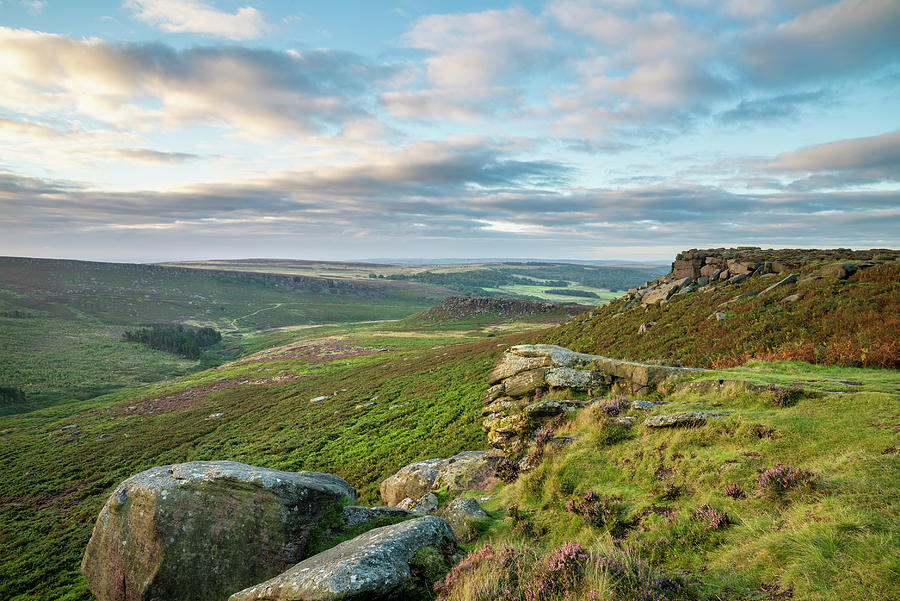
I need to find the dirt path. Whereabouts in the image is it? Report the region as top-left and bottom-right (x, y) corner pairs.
(227, 303), (284, 330)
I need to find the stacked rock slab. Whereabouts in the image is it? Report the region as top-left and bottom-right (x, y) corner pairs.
(483, 344), (705, 450)
(81, 461), (356, 601)
(229, 516), (457, 601)
(380, 451), (498, 507)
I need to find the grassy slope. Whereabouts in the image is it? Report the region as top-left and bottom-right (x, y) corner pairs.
(0, 323), (538, 601)
(454, 362), (899, 601)
(545, 262), (900, 368)
(0, 257), (448, 410)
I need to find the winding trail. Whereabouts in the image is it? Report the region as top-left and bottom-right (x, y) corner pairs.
(227, 303), (284, 330)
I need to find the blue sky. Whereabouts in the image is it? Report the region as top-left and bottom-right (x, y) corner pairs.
(0, 0), (898, 262)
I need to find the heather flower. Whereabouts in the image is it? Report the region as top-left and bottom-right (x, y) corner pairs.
(723, 481), (745, 499)
(600, 395), (631, 416)
(534, 427), (554, 447)
(523, 541), (589, 601)
(757, 462), (816, 495)
(497, 457), (521, 483)
(691, 504), (731, 530)
(566, 491), (627, 530)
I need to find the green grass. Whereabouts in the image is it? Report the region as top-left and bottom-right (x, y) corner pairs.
(452, 361), (900, 601)
(0, 325), (536, 600)
(482, 283), (618, 304)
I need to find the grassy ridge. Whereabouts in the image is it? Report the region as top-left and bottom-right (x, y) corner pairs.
(545, 263), (900, 368)
(444, 362), (899, 600)
(0, 324), (535, 600)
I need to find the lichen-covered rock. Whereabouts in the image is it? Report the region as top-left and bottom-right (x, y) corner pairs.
(379, 459), (446, 507)
(819, 262), (857, 279)
(228, 516), (457, 601)
(644, 411), (729, 428)
(381, 452), (498, 506)
(509, 345), (597, 368)
(410, 492), (439, 515)
(81, 461), (356, 601)
(631, 399), (669, 410)
(441, 497), (488, 542)
(482, 383), (506, 404)
(503, 368), (547, 397)
(487, 354), (551, 385)
(545, 366), (603, 389)
(341, 506), (411, 529)
(524, 399), (590, 419)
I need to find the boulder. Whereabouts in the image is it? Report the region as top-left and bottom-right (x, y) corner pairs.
(524, 399), (589, 419)
(503, 368), (547, 397)
(380, 459), (446, 507)
(341, 506), (411, 529)
(228, 517), (456, 601)
(638, 321), (655, 334)
(411, 492), (439, 515)
(782, 294), (800, 303)
(631, 399), (669, 410)
(509, 345), (597, 368)
(819, 262), (857, 279)
(544, 366), (603, 389)
(487, 354), (550, 385)
(441, 498), (488, 542)
(642, 282), (679, 305)
(760, 274), (798, 295)
(483, 383), (505, 404)
(381, 452), (498, 506)
(644, 411), (729, 428)
(81, 461), (355, 601)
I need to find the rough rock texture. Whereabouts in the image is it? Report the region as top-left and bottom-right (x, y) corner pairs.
(631, 399), (669, 410)
(341, 506), (411, 529)
(675, 379), (765, 395)
(82, 461), (356, 601)
(411, 492), (440, 515)
(441, 498), (488, 542)
(380, 452), (497, 507)
(228, 516), (456, 601)
(483, 344), (705, 450)
(488, 354), (552, 385)
(644, 411), (729, 428)
(819, 262), (858, 279)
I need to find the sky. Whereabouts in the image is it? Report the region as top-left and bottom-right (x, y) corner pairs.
(0, 0), (898, 263)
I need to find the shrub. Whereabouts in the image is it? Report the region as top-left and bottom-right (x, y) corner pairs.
(434, 544), (532, 601)
(566, 491), (628, 531)
(595, 551), (688, 601)
(523, 541), (590, 601)
(497, 457), (521, 483)
(723, 481), (745, 499)
(757, 463), (817, 496)
(600, 395), (631, 416)
(691, 504), (731, 530)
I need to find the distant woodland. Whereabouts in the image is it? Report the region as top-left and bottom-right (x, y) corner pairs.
(123, 325), (222, 359)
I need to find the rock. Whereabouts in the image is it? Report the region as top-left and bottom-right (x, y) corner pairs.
(719, 269), (730, 280)
(410, 492), (439, 515)
(441, 498), (488, 542)
(397, 497), (415, 511)
(310, 396), (329, 403)
(61, 424), (78, 430)
(631, 399), (669, 410)
(229, 517), (456, 601)
(730, 273), (749, 285)
(483, 383), (505, 404)
(760, 274), (798, 295)
(209, 412), (225, 418)
(641, 282), (680, 305)
(487, 354), (551, 385)
(782, 294), (800, 303)
(509, 345), (596, 368)
(380, 459), (446, 507)
(482, 398), (521, 416)
(819, 262), (858, 279)
(544, 367), (603, 389)
(341, 506), (411, 529)
(96, 433), (111, 440)
(715, 312), (728, 320)
(610, 416), (634, 427)
(638, 321), (655, 334)
(696, 276), (710, 287)
(675, 380), (764, 395)
(771, 261), (787, 273)
(644, 411), (729, 428)
(381, 452), (498, 506)
(503, 368), (547, 397)
(82, 461), (356, 601)
(354, 402), (375, 410)
(523, 399), (589, 419)
(433, 451), (498, 493)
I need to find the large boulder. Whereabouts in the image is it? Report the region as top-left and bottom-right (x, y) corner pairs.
(487, 354), (551, 385)
(228, 516), (457, 601)
(81, 461), (356, 601)
(644, 411), (729, 428)
(441, 497), (488, 542)
(380, 452), (498, 506)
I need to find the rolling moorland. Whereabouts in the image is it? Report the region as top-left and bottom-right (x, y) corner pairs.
(0, 257), (659, 413)
(0, 248), (898, 601)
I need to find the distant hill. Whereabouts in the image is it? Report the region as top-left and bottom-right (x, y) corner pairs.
(543, 247), (900, 368)
(404, 296), (591, 325)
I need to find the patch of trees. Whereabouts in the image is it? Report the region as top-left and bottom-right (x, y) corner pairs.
(543, 288), (599, 298)
(123, 325), (221, 359)
(388, 269), (568, 296)
(1, 310), (35, 318)
(0, 386), (25, 405)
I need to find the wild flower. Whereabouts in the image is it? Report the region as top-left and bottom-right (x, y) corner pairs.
(691, 504), (731, 530)
(566, 491), (627, 530)
(723, 481), (745, 499)
(597, 551), (687, 601)
(757, 462), (816, 496)
(523, 541), (590, 601)
(600, 395), (631, 416)
(497, 457), (521, 483)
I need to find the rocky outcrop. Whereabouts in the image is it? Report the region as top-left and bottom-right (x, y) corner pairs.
(380, 451), (498, 507)
(441, 497), (488, 542)
(81, 461), (356, 601)
(228, 516), (457, 601)
(644, 411), (729, 428)
(341, 505), (411, 529)
(483, 344), (705, 449)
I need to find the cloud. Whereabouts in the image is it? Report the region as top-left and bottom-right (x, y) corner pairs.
(768, 130), (900, 174)
(20, 0), (46, 15)
(739, 0), (900, 86)
(716, 91), (829, 124)
(124, 0), (270, 40)
(0, 28), (384, 137)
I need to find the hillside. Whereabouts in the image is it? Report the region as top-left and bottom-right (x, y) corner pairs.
(401, 296), (592, 328)
(545, 248), (900, 369)
(0, 257), (451, 411)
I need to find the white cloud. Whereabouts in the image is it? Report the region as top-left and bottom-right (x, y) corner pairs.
(124, 0), (269, 40)
(20, 0), (46, 15)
